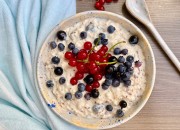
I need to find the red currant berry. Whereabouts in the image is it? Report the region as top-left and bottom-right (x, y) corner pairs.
(89, 52), (96, 61)
(100, 66), (106, 73)
(99, 0), (105, 5)
(101, 45), (108, 52)
(76, 62), (85, 72)
(97, 50), (105, 56)
(113, 0), (118, 2)
(75, 71), (84, 79)
(94, 2), (101, 9)
(86, 84), (93, 92)
(94, 73), (103, 80)
(92, 81), (100, 88)
(84, 41), (92, 50)
(94, 53), (101, 61)
(77, 49), (88, 60)
(96, 65), (101, 72)
(106, 53), (112, 59)
(99, 57), (108, 64)
(68, 58), (77, 67)
(70, 77), (78, 85)
(89, 61), (97, 68)
(98, 6), (105, 11)
(83, 63), (90, 73)
(90, 67), (98, 74)
(105, 0), (113, 3)
(65, 51), (73, 60)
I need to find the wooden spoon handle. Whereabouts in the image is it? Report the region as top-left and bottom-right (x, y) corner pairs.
(148, 23), (180, 72)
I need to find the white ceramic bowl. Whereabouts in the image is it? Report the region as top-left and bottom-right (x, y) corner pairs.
(36, 11), (156, 129)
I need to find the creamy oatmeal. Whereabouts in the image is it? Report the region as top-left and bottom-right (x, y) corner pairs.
(40, 17), (146, 119)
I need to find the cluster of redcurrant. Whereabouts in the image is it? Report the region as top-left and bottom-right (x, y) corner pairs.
(94, 0), (119, 11)
(64, 40), (122, 92)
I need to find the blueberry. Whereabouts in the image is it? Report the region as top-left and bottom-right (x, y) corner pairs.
(101, 39), (108, 45)
(104, 79), (112, 86)
(121, 49), (128, 55)
(129, 35), (139, 44)
(106, 105), (113, 111)
(124, 61), (132, 68)
(51, 56), (60, 64)
(116, 109), (124, 117)
(124, 80), (131, 87)
(75, 91), (82, 99)
(99, 33), (106, 40)
(105, 73), (113, 79)
(114, 48), (121, 55)
(107, 25), (116, 33)
(84, 93), (91, 100)
(119, 100), (127, 109)
(49, 41), (57, 49)
(117, 56), (125, 63)
(57, 30), (67, 40)
(94, 38), (101, 45)
(65, 93), (72, 100)
(80, 31), (87, 39)
(92, 105), (99, 113)
(121, 72), (131, 81)
(113, 71), (121, 79)
(78, 83), (85, 92)
(112, 79), (120, 87)
(85, 22), (94, 31)
(68, 42), (75, 50)
(102, 83), (109, 90)
(84, 75), (94, 84)
(108, 56), (118, 65)
(105, 65), (116, 74)
(126, 67), (134, 75)
(59, 77), (66, 84)
(54, 67), (63, 76)
(91, 89), (99, 98)
(72, 48), (79, 55)
(92, 104), (103, 113)
(58, 43), (65, 51)
(51, 104), (55, 108)
(118, 64), (126, 73)
(46, 80), (54, 87)
(126, 55), (134, 63)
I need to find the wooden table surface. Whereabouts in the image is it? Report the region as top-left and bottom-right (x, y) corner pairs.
(77, 0), (180, 130)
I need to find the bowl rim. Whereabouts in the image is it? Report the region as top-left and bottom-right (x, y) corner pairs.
(35, 10), (156, 129)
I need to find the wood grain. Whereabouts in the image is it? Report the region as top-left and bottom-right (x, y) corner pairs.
(77, 0), (180, 130)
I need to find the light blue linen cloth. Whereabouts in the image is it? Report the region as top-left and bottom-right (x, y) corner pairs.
(0, 0), (84, 130)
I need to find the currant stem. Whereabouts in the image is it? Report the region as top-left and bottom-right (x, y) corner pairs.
(77, 59), (88, 63)
(96, 61), (117, 65)
(104, 41), (126, 57)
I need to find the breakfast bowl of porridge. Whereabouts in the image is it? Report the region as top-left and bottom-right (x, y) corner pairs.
(36, 11), (156, 129)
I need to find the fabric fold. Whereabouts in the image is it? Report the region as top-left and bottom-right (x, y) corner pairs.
(0, 0), (84, 130)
